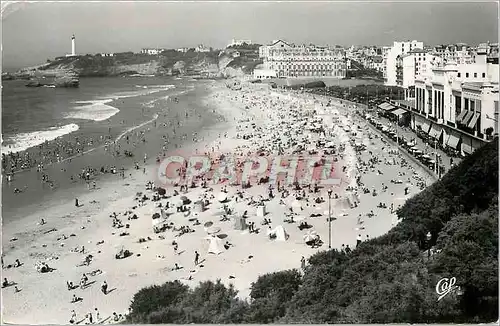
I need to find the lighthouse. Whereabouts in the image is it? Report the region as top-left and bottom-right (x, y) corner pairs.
(71, 35), (76, 56)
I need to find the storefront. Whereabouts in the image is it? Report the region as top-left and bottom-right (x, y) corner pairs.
(413, 114), (426, 131)
(429, 124), (444, 142)
(461, 134), (485, 156)
(445, 130), (461, 150)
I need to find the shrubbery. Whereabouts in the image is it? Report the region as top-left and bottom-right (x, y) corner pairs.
(128, 139), (498, 323)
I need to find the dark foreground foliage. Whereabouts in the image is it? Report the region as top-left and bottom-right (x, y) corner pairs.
(128, 139), (498, 323)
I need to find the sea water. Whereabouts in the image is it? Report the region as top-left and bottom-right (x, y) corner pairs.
(2, 76), (221, 223)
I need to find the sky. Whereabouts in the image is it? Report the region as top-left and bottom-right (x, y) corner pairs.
(2, 1), (498, 70)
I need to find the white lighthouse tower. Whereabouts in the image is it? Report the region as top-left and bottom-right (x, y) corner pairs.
(66, 34), (76, 57)
(71, 35), (76, 56)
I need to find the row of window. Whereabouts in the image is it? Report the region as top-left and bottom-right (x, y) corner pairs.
(416, 88), (483, 132)
(457, 72), (486, 78)
(274, 65), (343, 70)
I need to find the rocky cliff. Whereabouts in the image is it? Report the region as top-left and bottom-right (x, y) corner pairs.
(22, 47), (262, 79)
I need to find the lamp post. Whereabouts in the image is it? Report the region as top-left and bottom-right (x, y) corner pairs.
(434, 138), (438, 176)
(426, 231), (432, 258)
(328, 189), (333, 249)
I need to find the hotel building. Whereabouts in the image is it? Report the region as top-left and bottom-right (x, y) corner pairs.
(397, 49), (442, 99)
(258, 40), (346, 78)
(384, 40), (424, 86)
(410, 46), (499, 156)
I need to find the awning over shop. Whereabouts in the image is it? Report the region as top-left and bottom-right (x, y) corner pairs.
(391, 108), (408, 117)
(462, 142), (473, 154)
(446, 131), (461, 149)
(429, 124), (443, 139)
(378, 103), (395, 111)
(456, 110), (467, 123)
(421, 120), (431, 133)
(467, 112), (481, 129)
(462, 111), (474, 125)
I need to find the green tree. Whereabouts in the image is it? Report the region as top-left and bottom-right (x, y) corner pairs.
(128, 280), (189, 322)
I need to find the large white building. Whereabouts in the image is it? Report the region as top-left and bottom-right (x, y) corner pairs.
(397, 49), (442, 99)
(141, 48), (164, 55)
(411, 46), (499, 156)
(384, 40), (424, 86)
(227, 39), (252, 48)
(433, 43), (476, 64)
(258, 40), (346, 78)
(195, 44), (211, 53)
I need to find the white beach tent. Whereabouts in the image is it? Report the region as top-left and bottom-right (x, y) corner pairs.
(268, 225), (289, 241)
(205, 236), (223, 255)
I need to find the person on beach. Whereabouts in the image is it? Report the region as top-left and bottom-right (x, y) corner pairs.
(95, 308), (100, 321)
(356, 234), (362, 248)
(87, 312), (93, 324)
(70, 310), (77, 324)
(300, 256), (306, 271)
(345, 245), (352, 254)
(194, 251), (200, 266)
(101, 280), (108, 294)
(81, 274), (88, 288)
(75, 198), (79, 207)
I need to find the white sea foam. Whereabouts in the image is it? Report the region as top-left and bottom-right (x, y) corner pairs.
(66, 99), (120, 122)
(107, 84), (175, 100)
(2, 123), (80, 154)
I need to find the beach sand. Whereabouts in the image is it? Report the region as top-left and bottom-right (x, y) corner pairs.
(1, 81), (434, 325)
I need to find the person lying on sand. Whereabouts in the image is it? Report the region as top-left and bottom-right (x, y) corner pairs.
(172, 263), (183, 271)
(224, 241), (232, 250)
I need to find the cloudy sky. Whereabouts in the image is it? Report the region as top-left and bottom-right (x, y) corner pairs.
(2, 1), (498, 70)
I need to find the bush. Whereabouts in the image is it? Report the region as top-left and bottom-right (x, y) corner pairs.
(128, 280), (189, 322)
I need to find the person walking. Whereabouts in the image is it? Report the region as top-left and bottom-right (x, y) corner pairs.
(300, 256), (306, 272)
(95, 308), (100, 321)
(194, 251), (200, 266)
(101, 280), (108, 295)
(70, 310), (77, 324)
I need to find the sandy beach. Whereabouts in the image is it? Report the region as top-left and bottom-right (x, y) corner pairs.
(1, 81), (435, 325)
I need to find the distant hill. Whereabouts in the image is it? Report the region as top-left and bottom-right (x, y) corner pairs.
(8, 48), (262, 79)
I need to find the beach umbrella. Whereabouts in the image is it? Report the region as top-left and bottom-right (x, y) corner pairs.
(217, 192), (228, 203)
(340, 135), (350, 143)
(207, 226), (221, 235)
(295, 216), (306, 222)
(175, 198), (184, 207)
(303, 230), (317, 243)
(291, 200), (302, 213)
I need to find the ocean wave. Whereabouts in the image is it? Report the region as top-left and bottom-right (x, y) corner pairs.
(2, 123), (80, 155)
(129, 74), (155, 77)
(107, 84), (175, 100)
(65, 99), (120, 122)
